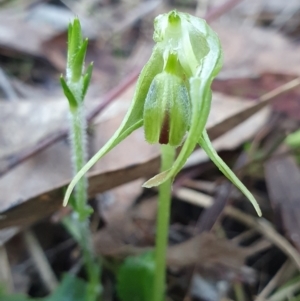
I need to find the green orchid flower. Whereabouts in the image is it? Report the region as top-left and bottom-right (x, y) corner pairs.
(63, 10), (261, 216)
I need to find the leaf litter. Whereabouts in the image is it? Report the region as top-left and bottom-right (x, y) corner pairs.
(1, 0), (300, 300)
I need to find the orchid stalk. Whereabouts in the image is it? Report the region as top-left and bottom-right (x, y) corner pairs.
(63, 10), (261, 301)
(60, 19), (101, 301)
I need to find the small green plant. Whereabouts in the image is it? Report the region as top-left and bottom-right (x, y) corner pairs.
(0, 274), (87, 301)
(60, 18), (93, 219)
(117, 252), (155, 301)
(60, 19), (101, 301)
(63, 10), (261, 301)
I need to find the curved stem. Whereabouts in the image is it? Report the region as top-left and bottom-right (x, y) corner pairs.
(153, 145), (176, 301)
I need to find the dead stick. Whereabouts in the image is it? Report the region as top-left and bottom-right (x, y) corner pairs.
(176, 187), (300, 271)
(255, 260), (296, 301)
(0, 245), (13, 293)
(23, 230), (58, 292)
(225, 207), (300, 270)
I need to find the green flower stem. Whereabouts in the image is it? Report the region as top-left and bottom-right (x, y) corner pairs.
(70, 106), (88, 212)
(68, 105), (101, 301)
(61, 18), (101, 301)
(73, 216), (100, 301)
(153, 145), (176, 301)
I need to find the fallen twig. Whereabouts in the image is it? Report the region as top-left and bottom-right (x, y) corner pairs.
(0, 244), (13, 293)
(23, 229), (58, 292)
(225, 207), (300, 270)
(255, 260), (297, 301)
(175, 187), (300, 271)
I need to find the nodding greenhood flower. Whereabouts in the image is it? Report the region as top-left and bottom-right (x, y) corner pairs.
(64, 10), (262, 216)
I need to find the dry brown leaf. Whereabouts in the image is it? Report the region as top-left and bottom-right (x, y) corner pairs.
(264, 153), (300, 251)
(229, 0), (300, 34)
(0, 9), (58, 58)
(170, 236), (270, 286)
(0, 228), (19, 245)
(213, 73), (300, 121)
(0, 156), (160, 230)
(93, 197), (157, 257)
(167, 233), (250, 275)
(0, 99), (69, 158)
(94, 224), (253, 281)
(99, 180), (144, 223)
(214, 23), (300, 77)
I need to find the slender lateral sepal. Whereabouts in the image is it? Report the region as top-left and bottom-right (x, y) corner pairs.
(199, 130), (262, 216)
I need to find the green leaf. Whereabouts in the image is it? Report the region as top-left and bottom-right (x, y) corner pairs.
(286, 129), (300, 149)
(0, 290), (35, 301)
(71, 38), (88, 83)
(117, 252), (158, 301)
(45, 274), (87, 301)
(68, 19), (83, 68)
(199, 130), (262, 216)
(60, 76), (78, 111)
(0, 274), (87, 301)
(82, 63), (93, 99)
(63, 45), (163, 206)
